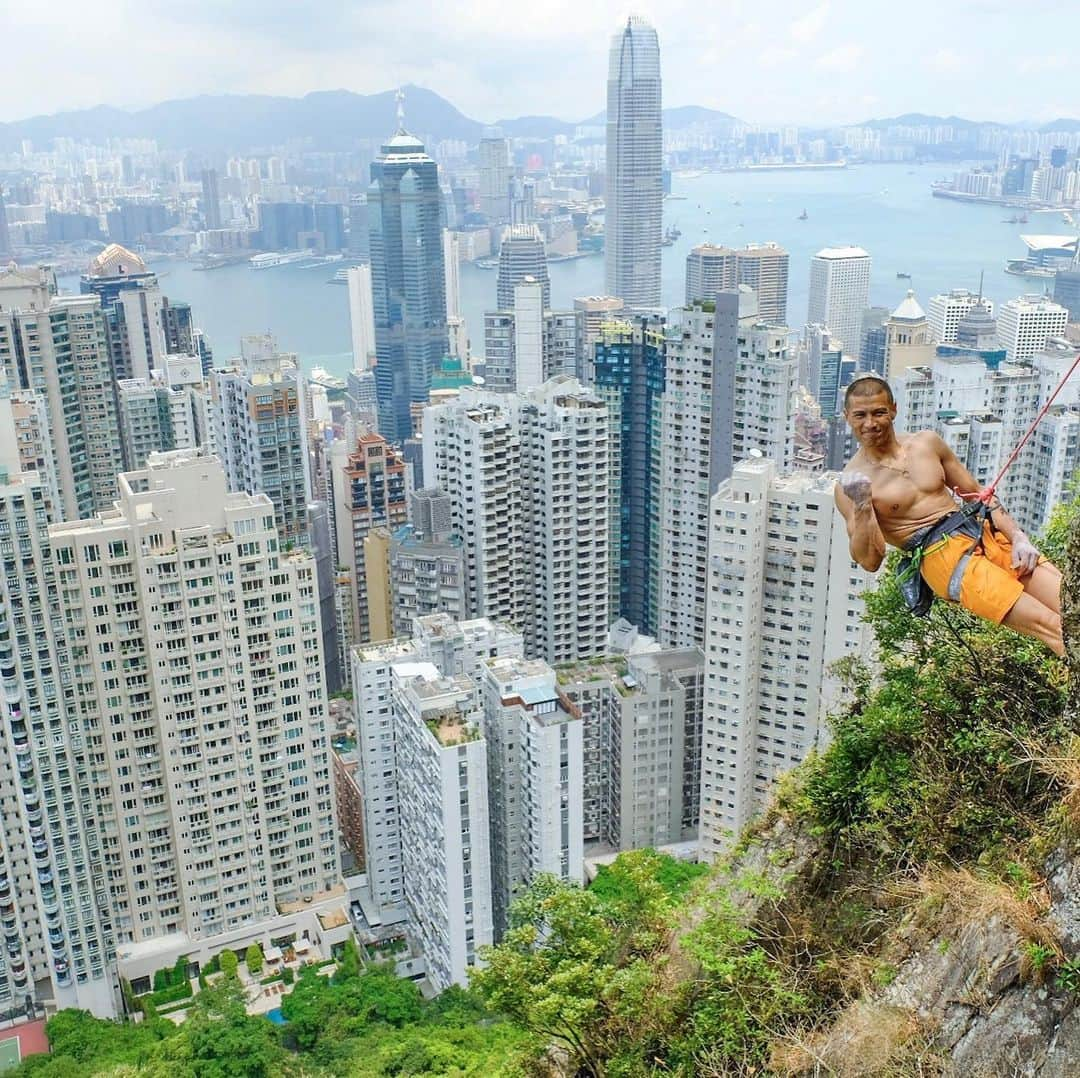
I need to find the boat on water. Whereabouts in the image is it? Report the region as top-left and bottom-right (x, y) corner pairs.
(798, 209), (808, 220)
(475, 258), (499, 270)
(249, 251), (310, 270)
(896, 272), (911, 280)
(1004, 216), (1020, 224)
(309, 366), (346, 391)
(1005, 259), (1055, 280)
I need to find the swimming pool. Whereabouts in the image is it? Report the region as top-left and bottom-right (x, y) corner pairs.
(266, 1008), (286, 1025)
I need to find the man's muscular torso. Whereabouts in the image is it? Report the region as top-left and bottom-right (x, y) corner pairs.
(843, 430), (960, 548)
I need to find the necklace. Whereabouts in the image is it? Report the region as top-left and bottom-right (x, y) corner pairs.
(871, 445), (910, 478)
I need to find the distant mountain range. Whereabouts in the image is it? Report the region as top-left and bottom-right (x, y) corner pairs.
(0, 86), (738, 155)
(862, 112), (1080, 133)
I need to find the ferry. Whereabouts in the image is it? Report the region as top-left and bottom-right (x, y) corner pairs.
(309, 366), (346, 391)
(1005, 259), (1055, 280)
(249, 251), (309, 270)
(896, 272), (911, 280)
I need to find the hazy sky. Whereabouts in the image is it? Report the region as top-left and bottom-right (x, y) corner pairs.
(3, 0), (1077, 126)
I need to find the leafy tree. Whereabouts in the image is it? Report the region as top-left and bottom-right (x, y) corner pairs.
(219, 949), (239, 978)
(244, 943), (263, 976)
(333, 936), (360, 982)
(159, 978), (285, 1078)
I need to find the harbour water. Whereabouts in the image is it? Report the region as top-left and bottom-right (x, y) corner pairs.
(61, 164), (1074, 377)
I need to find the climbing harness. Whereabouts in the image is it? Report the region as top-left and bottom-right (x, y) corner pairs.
(895, 347), (1080, 617)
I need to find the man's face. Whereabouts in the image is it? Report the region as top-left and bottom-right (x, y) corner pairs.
(844, 389), (897, 449)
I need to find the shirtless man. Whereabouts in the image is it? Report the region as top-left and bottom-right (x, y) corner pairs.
(833, 375), (1063, 656)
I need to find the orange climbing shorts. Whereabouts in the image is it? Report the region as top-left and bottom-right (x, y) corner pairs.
(919, 521), (1039, 625)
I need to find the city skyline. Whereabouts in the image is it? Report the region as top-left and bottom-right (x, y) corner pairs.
(3, 1), (1078, 129)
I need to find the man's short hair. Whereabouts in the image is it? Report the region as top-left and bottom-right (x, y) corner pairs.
(844, 375), (895, 409)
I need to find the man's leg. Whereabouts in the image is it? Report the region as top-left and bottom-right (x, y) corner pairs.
(1020, 561), (1062, 615)
(1001, 591), (1064, 656)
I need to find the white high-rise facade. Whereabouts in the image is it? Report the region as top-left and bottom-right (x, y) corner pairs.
(478, 134), (512, 222)
(0, 267), (123, 521)
(346, 264), (376, 371)
(480, 657), (583, 938)
(685, 243), (790, 323)
(423, 381), (610, 664)
(423, 391), (524, 628)
(996, 294), (1069, 363)
(894, 338), (1080, 536)
(443, 232), (468, 361)
(518, 379), (610, 664)
(0, 380), (116, 1017)
(211, 336), (311, 546)
(49, 450), (339, 943)
(806, 246), (872, 357)
(699, 459), (870, 859)
(658, 298), (797, 649)
(605, 16), (663, 307)
(393, 665), (493, 990)
(927, 288), (994, 344)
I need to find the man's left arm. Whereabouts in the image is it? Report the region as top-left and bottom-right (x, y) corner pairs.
(932, 433), (1041, 574)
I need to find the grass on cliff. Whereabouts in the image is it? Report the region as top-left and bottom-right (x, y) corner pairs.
(472, 501), (1079, 1077)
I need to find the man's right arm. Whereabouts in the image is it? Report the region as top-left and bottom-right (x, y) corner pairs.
(834, 473), (886, 572)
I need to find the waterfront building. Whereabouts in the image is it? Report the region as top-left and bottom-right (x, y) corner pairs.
(996, 295), (1070, 363)
(807, 246), (871, 358)
(605, 16), (663, 307)
(50, 449), (340, 942)
(573, 295), (625, 383)
(347, 264), (376, 371)
(0, 381), (116, 1017)
(201, 168), (222, 230)
(927, 288), (994, 344)
(685, 242), (789, 323)
(329, 432), (411, 646)
(699, 459), (869, 858)
(210, 335), (311, 546)
(884, 290), (936, 380)
(1053, 268), (1080, 323)
(496, 225), (550, 310)
(0, 265), (122, 520)
(481, 657), (583, 937)
(478, 133), (513, 222)
(369, 117), (448, 443)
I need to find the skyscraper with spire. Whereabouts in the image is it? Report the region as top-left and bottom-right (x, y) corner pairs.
(605, 16), (663, 308)
(369, 91), (448, 443)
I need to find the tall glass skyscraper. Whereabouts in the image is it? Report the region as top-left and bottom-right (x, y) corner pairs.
(605, 16), (663, 308)
(369, 122), (448, 444)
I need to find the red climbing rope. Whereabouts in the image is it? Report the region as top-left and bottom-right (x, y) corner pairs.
(954, 348), (1080, 507)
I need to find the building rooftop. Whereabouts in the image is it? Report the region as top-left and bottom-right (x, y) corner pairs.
(891, 289), (926, 321)
(814, 246), (870, 259)
(87, 243), (148, 278)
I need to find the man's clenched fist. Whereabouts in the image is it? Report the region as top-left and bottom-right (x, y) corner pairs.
(840, 471), (873, 508)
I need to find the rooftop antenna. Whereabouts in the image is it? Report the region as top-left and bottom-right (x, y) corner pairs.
(395, 87), (406, 134)
(976, 269), (984, 304)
